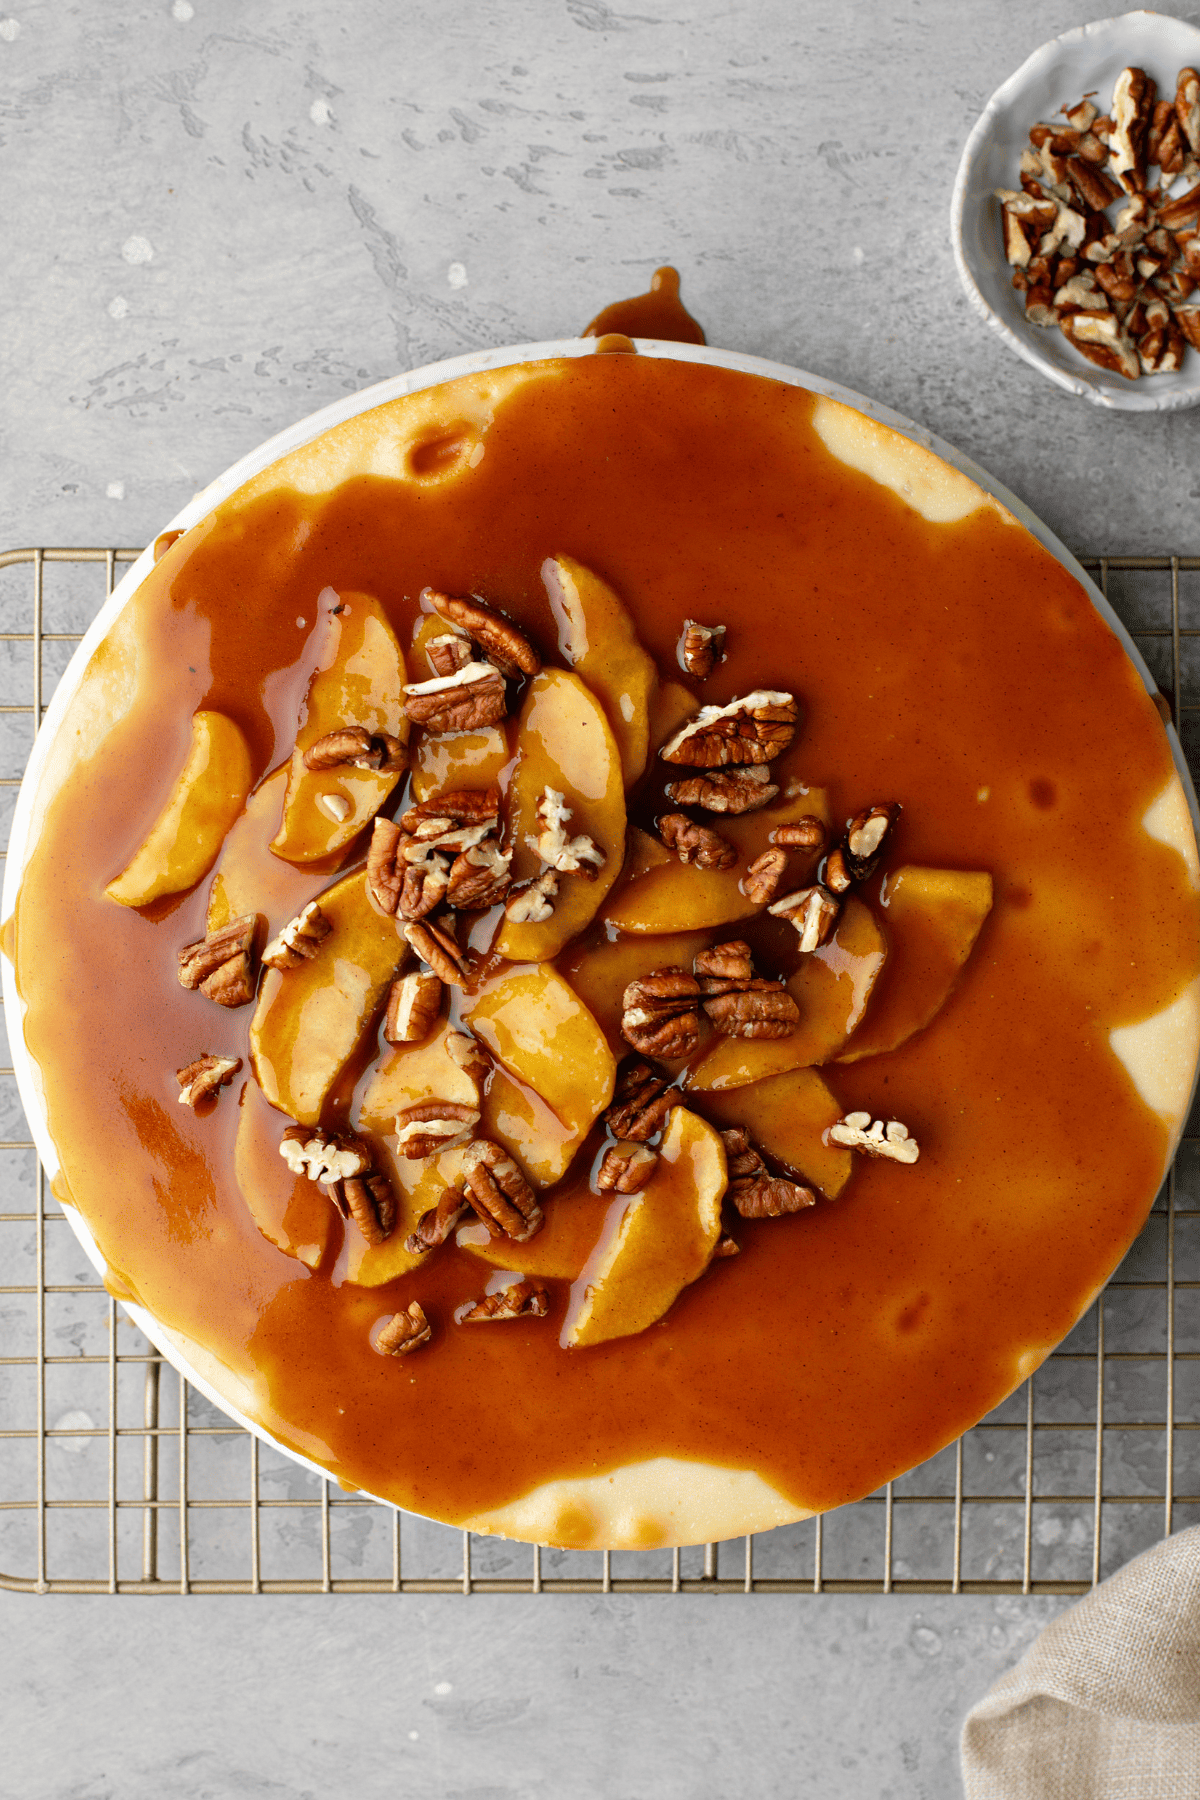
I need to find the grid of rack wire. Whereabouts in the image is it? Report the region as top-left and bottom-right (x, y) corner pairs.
(1, 546), (1198, 1595)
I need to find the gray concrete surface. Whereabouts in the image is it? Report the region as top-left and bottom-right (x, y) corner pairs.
(4, 1), (1199, 1794)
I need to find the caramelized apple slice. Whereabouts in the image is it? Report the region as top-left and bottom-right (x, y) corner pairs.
(207, 766), (338, 934)
(602, 783), (830, 934)
(649, 678), (703, 747)
(836, 866), (993, 1063)
(698, 1068), (852, 1200)
(543, 554), (656, 784)
(233, 1078), (335, 1269)
(461, 964), (616, 1157)
(495, 670), (626, 962)
(105, 709), (253, 906)
(562, 1106), (727, 1348)
(481, 1065), (580, 1187)
(687, 896), (887, 1089)
(271, 589), (408, 863)
(407, 613), (511, 802)
(249, 870), (405, 1124)
(561, 927), (713, 1052)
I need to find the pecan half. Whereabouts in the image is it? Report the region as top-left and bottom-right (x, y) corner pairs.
(659, 691), (799, 768)
(457, 1279), (549, 1323)
(446, 1030), (492, 1086)
(719, 1127), (816, 1218)
(395, 1100), (480, 1159)
(375, 1303), (432, 1356)
(177, 914), (258, 1008)
(279, 1124), (373, 1185)
(658, 812), (737, 871)
(694, 941), (799, 1039)
(303, 725), (404, 772)
(767, 884), (840, 953)
(399, 854), (452, 922)
(262, 900), (332, 970)
(384, 970), (442, 1044)
(531, 788), (605, 877)
(460, 1140), (543, 1241)
(827, 1112), (920, 1164)
(367, 817), (405, 917)
(402, 663), (507, 732)
(403, 916), (471, 986)
(597, 1142), (658, 1193)
(429, 590), (541, 679)
(604, 1061), (675, 1141)
(404, 1186), (469, 1256)
(664, 766), (779, 814)
(446, 838), (512, 909)
(504, 870), (559, 923)
(175, 1053), (241, 1107)
(337, 1172), (396, 1246)
(678, 620), (726, 678)
(772, 816), (827, 852)
(400, 786), (501, 839)
(843, 802), (901, 880)
(741, 848), (788, 906)
(621, 969), (703, 1057)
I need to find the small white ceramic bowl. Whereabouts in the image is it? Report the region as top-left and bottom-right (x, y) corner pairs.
(951, 9), (1200, 411)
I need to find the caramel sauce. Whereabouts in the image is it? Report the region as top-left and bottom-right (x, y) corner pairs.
(582, 266), (706, 344)
(11, 354), (1200, 1522)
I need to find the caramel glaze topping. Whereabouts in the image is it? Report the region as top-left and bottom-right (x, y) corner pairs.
(11, 354), (1200, 1525)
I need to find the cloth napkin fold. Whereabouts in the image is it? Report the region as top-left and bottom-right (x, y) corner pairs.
(961, 1526), (1200, 1798)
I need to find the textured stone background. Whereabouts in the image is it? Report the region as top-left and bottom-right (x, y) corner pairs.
(4, 2), (1199, 1795)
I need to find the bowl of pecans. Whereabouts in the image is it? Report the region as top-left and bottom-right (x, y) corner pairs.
(952, 11), (1200, 409)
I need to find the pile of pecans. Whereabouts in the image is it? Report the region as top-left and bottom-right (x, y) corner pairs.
(998, 66), (1200, 377)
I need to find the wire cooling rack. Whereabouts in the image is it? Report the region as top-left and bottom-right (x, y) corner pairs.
(1, 546), (1198, 1596)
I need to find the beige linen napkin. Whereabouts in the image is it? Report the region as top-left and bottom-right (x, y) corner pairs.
(961, 1527), (1200, 1798)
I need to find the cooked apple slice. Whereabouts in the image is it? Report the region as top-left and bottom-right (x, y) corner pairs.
(249, 869), (406, 1124)
(836, 866), (993, 1063)
(649, 679), (702, 747)
(233, 1078), (335, 1268)
(461, 963), (616, 1158)
(563, 1106), (727, 1348)
(495, 670), (626, 962)
(481, 1065), (581, 1187)
(561, 926), (714, 1052)
(271, 589), (408, 864)
(698, 1068), (853, 1200)
(346, 1022), (481, 1286)
(105, 709), (253, 907)
(543, 554), (656, 785)
(207, 766), (341, 934)
(406, 614), (512, 802)
(602, 783), (830, 934)
(687, 896), (887, 1089)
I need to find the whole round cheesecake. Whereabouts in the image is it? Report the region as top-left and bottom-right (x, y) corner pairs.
(6, 342), (1200, 1549)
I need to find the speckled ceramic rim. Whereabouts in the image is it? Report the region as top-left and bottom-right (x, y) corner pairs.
(4, 338), (1196, 1514)
(950, 9), (1200, 412)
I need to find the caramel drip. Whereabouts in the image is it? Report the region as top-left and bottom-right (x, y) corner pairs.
(583, 266), (706, 344)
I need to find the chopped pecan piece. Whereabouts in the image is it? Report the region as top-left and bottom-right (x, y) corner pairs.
(719, 1126), (815, 1217)
(367, 817), (405, 917)
(824, 846), (853, 895)
(530, 788), (605, 877)
(1066, 158), (1122, 212)
(428, 590), (541, 679)
(279, 1124), (373, 1185)
(1178, 68), (1200, 156)
(844, 802), (901, 880)
(177, 914), (258, 1008)
(384, 970), (442, 1044)
(399, 854), (452, 922)
(403, 663), (507, 733)
(664, 766), (779, 814)
(604, 1061), (675, 1141)
(375, 1303), (432, 1357)
(460, 1141), (543, 1241)
(827, 1111), (920, 1164)
(1059, 310), (1140, 379)
(694, 940), (799, 1039)
(504, 870), (559, 923)
(446, 1031), (492, 1085)
(446, 838), (512, 909)
(741, 848), (788, 906)
(678, 620), (726, 678)
(395, 1100), (480, 1159)
(597, 1142), (658, 1193)
(404, 1187), (469, 1256)
(771, 816), (827, 851)
(425, 629), (473, 678)
(621, 969), (703, 1057)
(318, 793), (352, 823)
(767, 885), (840, 952)
(457, 1279), (549, 1323)
(658, 812), (737, 871)
(302, 725), (404, 772)
(1158, 180), (1200, 232)
(660, 690), (799, 768)
(403, 915), (471, 987)
(713, 1232), (741, 1258)
(175, 1053), (241, 1108)
(262, 900), (332, 970)
(337, 1172), (396, 1246)
(1110, 66), (1156, 193)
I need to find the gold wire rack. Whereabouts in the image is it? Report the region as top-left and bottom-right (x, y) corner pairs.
(0, 546), (1198, 1596)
